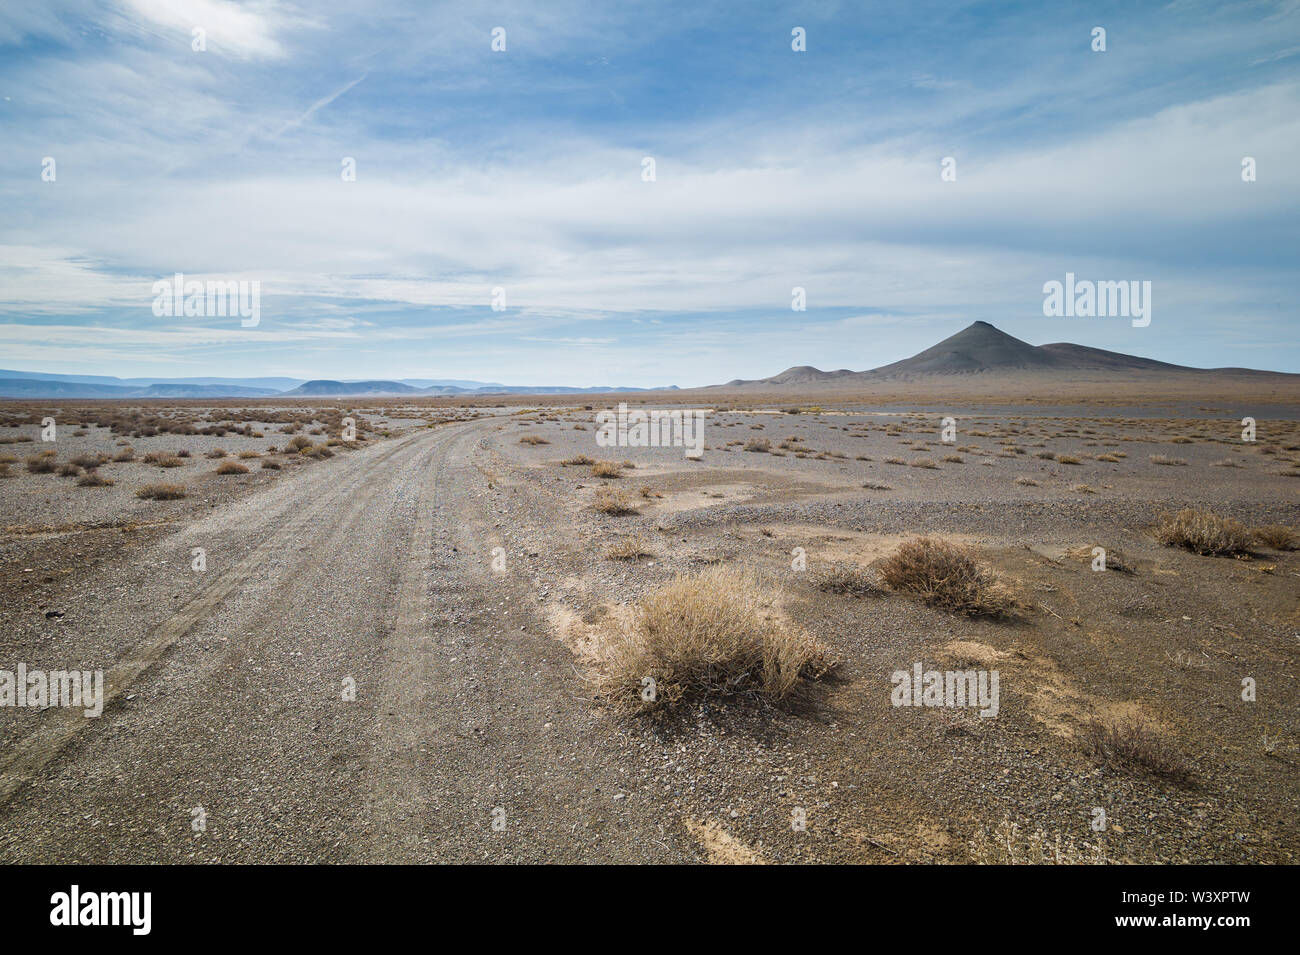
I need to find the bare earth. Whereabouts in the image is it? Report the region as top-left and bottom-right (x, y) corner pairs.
(1, 395), (1297, 863)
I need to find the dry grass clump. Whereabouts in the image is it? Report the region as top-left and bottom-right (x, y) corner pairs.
(595, 567), (836, 715)
(1081, 718), (1191, 785)
(261, 458), (282, 470)
(1149, 454), (1187, 466)
(1253, 524), (1297, 551)
(136, 483), (186, 500)
(1094, 452), (1121, 463)
(884, 456), (906, 465)
(77, 470), (114, 487)
(591, 460), (623, 478)
(561, 454), (595, 466)
(1153, 508), (1252, 556)
(1014, 476), (1038, 486)
(25, 452), (57, 473)
(909, 457), (938, 469)
(878, 538), (1021, 617)
(205, 448), (227, 459)
(288, 435), (313, 452)
(743, 437), (771, 453)
(941, 454), (964, 464)
(0, 462), (12, 479)
(592, 487), (638, 515)
(518, 435), (549, 445)
(215, 461), (249, 475)
(814, 563), (881, 597)
(237, 450), (261, 459)
(1056, 454), (1082, 465)
(605, 535), (654, 560)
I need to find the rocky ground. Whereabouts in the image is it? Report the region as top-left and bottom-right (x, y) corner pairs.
(0, 400), (1297, 863)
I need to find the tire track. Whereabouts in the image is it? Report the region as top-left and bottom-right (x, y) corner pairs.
(0, 427), (445, 807)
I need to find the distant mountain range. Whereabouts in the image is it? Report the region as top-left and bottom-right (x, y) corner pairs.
(715, 321), (1299, 388)
(0, 369), (674, 399)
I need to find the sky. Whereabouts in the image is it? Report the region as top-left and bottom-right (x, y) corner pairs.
(0, 0), (1298, 388)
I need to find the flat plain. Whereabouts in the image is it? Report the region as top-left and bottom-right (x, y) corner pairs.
(1, 388), (1297, 863)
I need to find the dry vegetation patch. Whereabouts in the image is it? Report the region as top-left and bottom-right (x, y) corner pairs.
(878, 538), (1022, 617)
(594, 566), (835, 715)
(136, 483), (186, 500)
(1081, 717), (1192, 785)
(592, 487), (638, 515)
(1253, 524), (1297, 551)
(813, 562), (882, 597)
(1153, 509), (1252, 556)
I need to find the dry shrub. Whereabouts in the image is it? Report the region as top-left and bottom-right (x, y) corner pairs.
(57, 462), (81, 477)
(1056, 454), (1082, 465)
(1149, 454), (1186, 466)
(0, 462), (11, 479)
(1081, 718), (1191, 784)
(261, 458), (282, 470)
(1014, 476), (1038, 486)
(237, 450), (261, 459)
(561, 454), (594, 466)
(77, 470), (114, 487)
(942, 454), (964, 464)
(591, 460), (623, 478)
(137, 483), (186, 500)
(205, 448), (227, 459)
(519, 435), (549, 445)
(743, 437), (771, 453)
(814, 562), (881, 597)
(1154, 508), (1251, 556)
(288, 435), (312, 451)
(113, 447), (135, 462)
(909, 457), (938, 469)
(605, 535), (654, 560)
(25, 453), (57, 473)
(592, 487), (638, 515)
(215, 461), (249, 475)
(1095, 453), (1121, 463)
(878, 538), (1021, 617)
(595, 567), (835, 715)
(1253, 524), (1296, 550)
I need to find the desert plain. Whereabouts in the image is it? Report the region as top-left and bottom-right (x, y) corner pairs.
(0, 382), (1297, 864)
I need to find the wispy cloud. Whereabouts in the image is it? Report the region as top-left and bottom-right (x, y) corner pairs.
(1, 0), (1298, 384)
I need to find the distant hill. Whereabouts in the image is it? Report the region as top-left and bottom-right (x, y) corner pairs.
(714, 321), (1300, 389)
(0, 377), (280, 399)
(281, 380), (424, 397)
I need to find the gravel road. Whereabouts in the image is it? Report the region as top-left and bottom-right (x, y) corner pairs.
(0, 420), (685, 863)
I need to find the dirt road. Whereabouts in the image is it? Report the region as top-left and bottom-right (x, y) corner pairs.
(0, 420), (684, 863)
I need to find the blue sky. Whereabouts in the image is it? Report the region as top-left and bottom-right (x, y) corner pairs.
(1, 0), (1298, 387)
